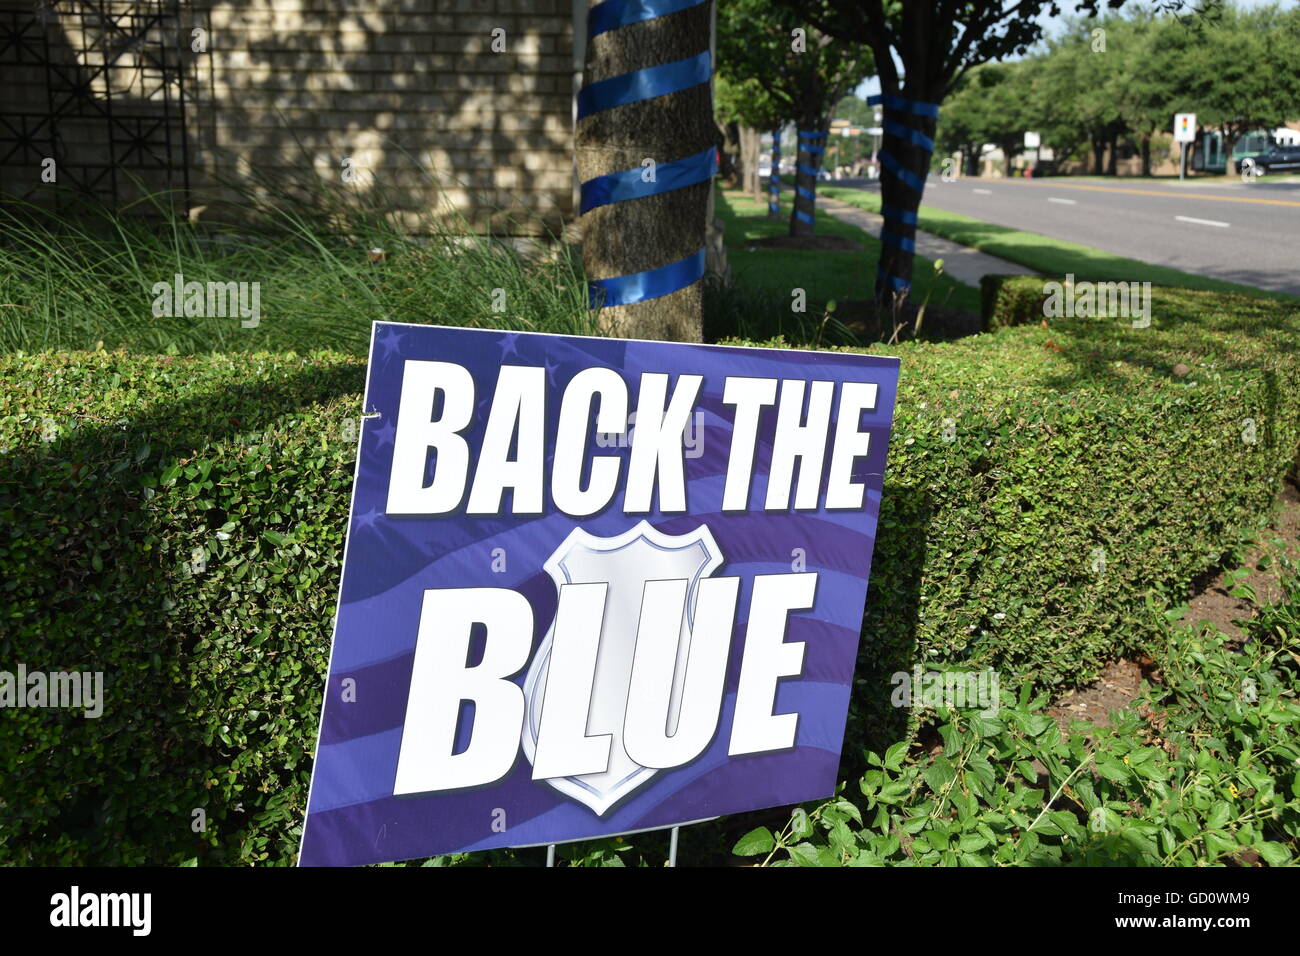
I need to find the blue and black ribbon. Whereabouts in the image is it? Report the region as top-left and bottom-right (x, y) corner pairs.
(867, 92), (940, 118)
(793, 129), (826, 227)
(578, 0), (713, 307)
(867, 93), (942, 293)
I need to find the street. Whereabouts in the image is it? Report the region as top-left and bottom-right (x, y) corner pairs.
(843, 175), (1300, 295)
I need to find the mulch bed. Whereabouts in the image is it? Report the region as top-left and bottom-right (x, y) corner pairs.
(832, 298), (983, 343)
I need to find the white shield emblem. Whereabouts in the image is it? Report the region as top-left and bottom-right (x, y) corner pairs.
(521, 520), (724, 815)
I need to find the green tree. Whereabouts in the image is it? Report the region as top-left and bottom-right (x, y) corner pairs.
(717, 0), (873, 236)
(777, 0), (1214, 296)
(938, 61), (1037, 178)
(1171, 2), (1300, 175)
(1107, 11), (1185, 176)
(715, 72), (785, 204)
(1032, 20), (1129, 175)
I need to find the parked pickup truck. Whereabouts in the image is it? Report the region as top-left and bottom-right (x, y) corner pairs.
(1240, 144), (1300, 174)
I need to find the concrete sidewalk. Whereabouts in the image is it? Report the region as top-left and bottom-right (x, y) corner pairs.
(817, 195), (1038, 288)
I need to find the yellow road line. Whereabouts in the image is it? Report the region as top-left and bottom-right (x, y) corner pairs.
(984, 178), (1300, 208)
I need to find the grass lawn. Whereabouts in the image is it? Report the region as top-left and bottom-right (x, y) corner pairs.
(712, 187), (981, 340)
(822, 185), (1300, 303)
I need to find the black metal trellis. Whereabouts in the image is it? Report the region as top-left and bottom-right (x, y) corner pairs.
(0, 0), (191, 211)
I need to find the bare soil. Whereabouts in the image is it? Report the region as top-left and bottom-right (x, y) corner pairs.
(833, 298), (983, 343)
(1044, 475), (1300, 733)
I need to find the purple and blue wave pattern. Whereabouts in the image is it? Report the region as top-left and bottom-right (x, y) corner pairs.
(299, 323), (900, 866)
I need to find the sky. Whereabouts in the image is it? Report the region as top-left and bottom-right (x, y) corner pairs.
(851, 0), (1296, 101)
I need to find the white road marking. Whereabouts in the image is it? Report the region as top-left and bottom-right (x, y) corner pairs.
(1175, 215), (1231, 228)
(1047, 197), (1077, 205)
(972, 188), (992, 195)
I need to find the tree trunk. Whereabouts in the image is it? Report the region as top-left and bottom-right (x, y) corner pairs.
(1141, 134), (1151, 177)
(1223, 131), (1238, 176)
(874, 97), (937, 299)
(740, 125), (762, 203)
(718, 120), (739, 187)
(768, 129), (782, 219)
(1092, 134), (1105, 175)
(789, 122), (826, 237)
(1106, 132), (1118, 176)
(576, 0), (714, 342)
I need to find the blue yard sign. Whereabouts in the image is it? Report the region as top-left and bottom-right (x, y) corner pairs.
(298, 322), (900, 866)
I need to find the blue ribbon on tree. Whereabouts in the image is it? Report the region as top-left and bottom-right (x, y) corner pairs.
(876, 265), (911, 292)
(867, 94), (943, 294)
(794, 130), (820, 227)
(588, 249), (706, 308)
(577, 51), (711, 119)
(587, 0), (709, 38)
(880, 229), (916, 253)
(578, 2), (716, 308)
(867, 92), (941, 118)
(881, 203), (918, 226)
(580, 146), (717, 214)
(878, 150), (926, 193)
(882, 119), (934, 154)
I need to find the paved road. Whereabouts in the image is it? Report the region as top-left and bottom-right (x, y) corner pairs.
(839, 175), (1300, 295)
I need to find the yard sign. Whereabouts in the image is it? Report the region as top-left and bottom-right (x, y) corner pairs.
(298, 322), (900, 866)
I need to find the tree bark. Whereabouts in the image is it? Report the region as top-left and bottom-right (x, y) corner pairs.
(789, 120), (827, 237)
(1106, 132), (1118, 176)
(1141, 134), (1151, 177)
(874, 97), (937, 297)
(577, 1), (714, 342)
(718, 120), (740, 187)
(740, 125), (762, 203)
(1092, 134), (1105, 175)
(768, 130), (782, 219)
(1223, 130), (1238, 176)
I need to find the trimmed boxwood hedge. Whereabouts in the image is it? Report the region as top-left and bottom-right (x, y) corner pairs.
(2, 278), (1298, 865)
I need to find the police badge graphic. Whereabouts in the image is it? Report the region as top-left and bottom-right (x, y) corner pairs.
(298, 322), (900, 866)
(522, 521), (724, 815)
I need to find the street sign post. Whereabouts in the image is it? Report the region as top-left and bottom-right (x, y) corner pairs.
(1174, 113), (1196, 180)
(1024, 131), (1041, 175)
(298, 323), (901, 866)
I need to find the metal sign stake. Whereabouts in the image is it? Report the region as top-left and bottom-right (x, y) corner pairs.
(668, 826), (680, 867)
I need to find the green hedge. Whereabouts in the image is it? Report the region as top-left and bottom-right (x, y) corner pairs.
(839, 277), (1300, 751)
(2, 278), (1298, 865)
(1, 351), (364, 864)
